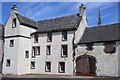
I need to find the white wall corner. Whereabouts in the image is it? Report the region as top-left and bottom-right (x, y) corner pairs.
(74, 4), (88, 44)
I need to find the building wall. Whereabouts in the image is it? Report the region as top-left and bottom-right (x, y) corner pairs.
(17, 37), (31, 75)
(17, 25), (36, 75)
(76, 42), (119, 77)
(3, 11), (37, 75)
(5, 13), (20, 37)
(0, 40), (3, 73)
(0, 24), (3, 74)
(30, 31), (74, 75)
(3, 12), (19, 74)
(117, 41), (120, 76)
(3, 37), (19, 74)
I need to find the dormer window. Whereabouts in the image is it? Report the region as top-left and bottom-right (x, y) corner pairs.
(62, 31), (67, 41)
(86, 43), (94, 51)
(12, 18), (16, 28)
(104, 42), (116, 53)
(34, 34), (39, 43)
(47, 33), (52, 42)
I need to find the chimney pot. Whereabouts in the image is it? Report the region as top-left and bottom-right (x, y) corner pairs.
(79, 4), (86, 19)
(11, 4), (18, 14)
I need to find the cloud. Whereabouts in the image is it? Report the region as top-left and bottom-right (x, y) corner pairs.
(2, 2), (118, 26)
(21, 2), (81, 20)
(1, 0), (120, 2)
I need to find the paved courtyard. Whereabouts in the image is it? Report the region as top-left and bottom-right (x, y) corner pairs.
(1, 74), (120, 80)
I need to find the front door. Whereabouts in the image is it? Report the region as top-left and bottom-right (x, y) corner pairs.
(76, 54), (96, 76)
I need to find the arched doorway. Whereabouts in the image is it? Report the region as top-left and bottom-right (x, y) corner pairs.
(76, 54), (96, 76)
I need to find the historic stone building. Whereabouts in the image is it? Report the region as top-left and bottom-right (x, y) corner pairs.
(0, 23), (3, 73)
(1, 4), (120, 77)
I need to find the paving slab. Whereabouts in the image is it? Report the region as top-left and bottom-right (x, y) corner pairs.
(1, 74), (120, 80)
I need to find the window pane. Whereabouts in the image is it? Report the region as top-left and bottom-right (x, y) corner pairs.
(36, 46), (40, 55)
(31, 61), (35, 69)
(6, 59), (10, 67)
(34, 35), (38, 43)
(62, 31), (67, 41)
(32, 47), (36, 58)
(10, 40), (14, 47)
(46, 46), (51, 55)
(12, 18), (16, 28)
(25, 51), (29, 58)
(47, 33), (52, 42)
(45, 62), (51, 72)
(61, 45), (67, 57)
(59, 62), (65, 73)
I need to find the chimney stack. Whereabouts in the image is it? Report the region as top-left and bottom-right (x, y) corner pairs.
(11, 3), (18, 14)
(79, 4), (86, 19)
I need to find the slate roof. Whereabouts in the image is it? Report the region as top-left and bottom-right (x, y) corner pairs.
(36, 14), (81, 33)
(79, 23), (120, 44)
(15, 13), (81, 33)
(15, 13), (120, 44)
(15, 13), (38, 29)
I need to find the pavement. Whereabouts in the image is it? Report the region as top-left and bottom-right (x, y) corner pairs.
(1, 74), (120, 80)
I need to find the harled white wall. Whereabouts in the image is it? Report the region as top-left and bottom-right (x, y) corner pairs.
(0, 40), (3, 73)
(3, 37), (19, 74)
(76, 42), (119, 77)
(3, 11), (37, 75)
(30, 31), (74, 75)
(117, 41), (120, 76)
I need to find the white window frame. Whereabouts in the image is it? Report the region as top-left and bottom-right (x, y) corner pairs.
(36, 46), (40, 55)
(6, 59), (10, 67)
(46, 45), (51, 55)
(25, 50), (29, 58)
(62, 31), (67, 41)
(10, 40), (14, 47)
(31, 61), (35, 69)
(61, 45), (68, 57)
(12, 18), (16, 28)
(47, 33), (52, 42)
(45, 62), (51, 72)
(59, 62), (65, 73)
(34, 34), (39, 43)
(32, 47), (36, 58)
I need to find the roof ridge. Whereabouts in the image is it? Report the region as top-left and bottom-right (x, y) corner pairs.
(15, 13), (79, 23)
(88, 22), (120, 28)
(37, 13), (79, 22)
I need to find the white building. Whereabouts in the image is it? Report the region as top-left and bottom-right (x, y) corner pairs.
(0, 23), (3, 73)
(2, 4), (120, 77)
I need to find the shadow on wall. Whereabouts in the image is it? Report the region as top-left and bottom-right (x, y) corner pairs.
(0, 62), (2, 73)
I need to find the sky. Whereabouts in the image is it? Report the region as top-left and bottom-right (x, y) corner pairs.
(1, 2), (119, 27)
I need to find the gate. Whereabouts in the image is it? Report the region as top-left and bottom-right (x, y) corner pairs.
(76, 54), (96, 76)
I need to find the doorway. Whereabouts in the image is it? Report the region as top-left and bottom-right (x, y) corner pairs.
(76, 54), (96, 76)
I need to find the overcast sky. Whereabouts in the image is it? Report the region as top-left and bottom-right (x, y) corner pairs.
(1, 2), (119, 27)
